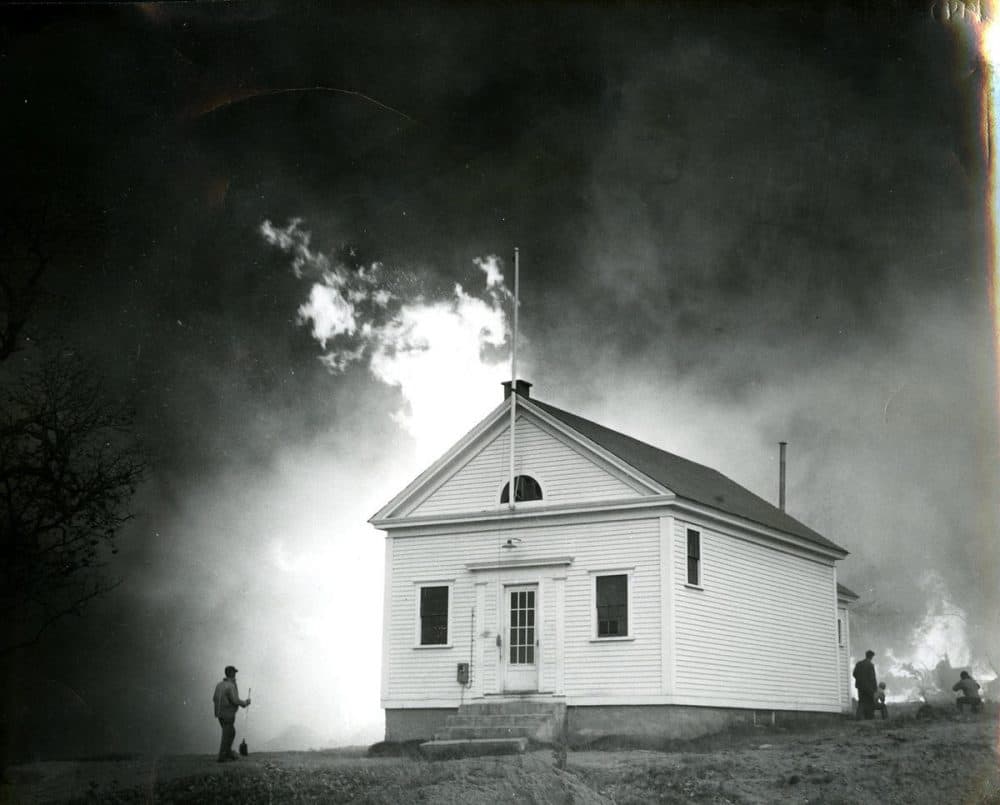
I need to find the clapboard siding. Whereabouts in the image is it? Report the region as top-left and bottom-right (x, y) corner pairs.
(384, 518), (664, 704)
(561, 518), (662, 696)
(672, 519), (840, 709)
(409, 415), (643, 517)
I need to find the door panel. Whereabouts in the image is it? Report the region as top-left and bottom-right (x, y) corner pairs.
(504, 584), (538, 691)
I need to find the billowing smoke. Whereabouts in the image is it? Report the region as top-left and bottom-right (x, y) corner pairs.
(261, 219), (517, 462)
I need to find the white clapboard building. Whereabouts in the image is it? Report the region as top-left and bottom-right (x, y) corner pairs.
(371, 380), (856, 746)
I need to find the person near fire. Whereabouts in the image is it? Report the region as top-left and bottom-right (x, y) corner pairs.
(952, 670), (982, 713)
(212, 665), (251, 762)
(852, 649), (878, 720)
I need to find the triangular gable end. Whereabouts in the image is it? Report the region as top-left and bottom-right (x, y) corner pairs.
(370, 395), (670, 525)
(369, 398), (510, 523)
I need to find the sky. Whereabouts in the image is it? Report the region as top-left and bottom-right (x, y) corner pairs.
(1, 0), (998, 757)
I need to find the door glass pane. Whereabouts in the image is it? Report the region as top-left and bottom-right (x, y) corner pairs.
(508, 587), (536, 666)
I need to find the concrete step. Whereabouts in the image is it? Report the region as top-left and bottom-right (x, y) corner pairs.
(420, 737), (528, 758)
(436, 724), (539, 740)
(460, 700), (566, 716)
(446, 713), (550, 728)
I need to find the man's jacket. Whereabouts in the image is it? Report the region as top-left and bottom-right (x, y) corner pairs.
(852, 659), (877, 694)
(213, 678), (242, 720)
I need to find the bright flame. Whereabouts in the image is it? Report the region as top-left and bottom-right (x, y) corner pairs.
(261, 220), (516, 462)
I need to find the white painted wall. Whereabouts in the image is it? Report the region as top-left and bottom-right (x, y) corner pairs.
(382, 512), (842, 712)
(671, 518), (842, 711)
(382, 516), (662, 706)
(837, 605), (852, 711)
(408, 415), (643, 517)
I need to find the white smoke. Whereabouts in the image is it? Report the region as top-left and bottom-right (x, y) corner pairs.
(261, 220), (516, 461)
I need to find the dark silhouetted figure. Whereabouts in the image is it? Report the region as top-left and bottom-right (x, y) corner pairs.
(853, 649), (878, 720)
(212, 665), (251, 762)
(953, 671), (982, 714)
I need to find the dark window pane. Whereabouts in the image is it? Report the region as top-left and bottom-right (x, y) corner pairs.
(526, 645), (534, 664)
(687, 530), (701, 584)
(687, 530), (700, 559)
(500, 475), (543, 503)
(596, 575), (628, 637)
(420, 586), (448, 645)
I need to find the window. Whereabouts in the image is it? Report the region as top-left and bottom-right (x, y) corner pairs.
(419, 585), (449, 645)
(595, 574), (628, 637)
(500, 474), (543, 504)
(686, 529), (701, 586)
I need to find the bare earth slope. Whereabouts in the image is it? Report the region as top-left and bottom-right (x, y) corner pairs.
(3, 714), (998, 804)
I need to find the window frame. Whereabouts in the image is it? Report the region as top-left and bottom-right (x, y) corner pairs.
(413, 580), (454, 649)
(685, 528), (702, 588)
(497, 473), (545, 507)
(590, 569), (634, 642)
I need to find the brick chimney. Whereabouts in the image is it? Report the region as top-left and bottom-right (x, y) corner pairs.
(502, 379), (532, 399)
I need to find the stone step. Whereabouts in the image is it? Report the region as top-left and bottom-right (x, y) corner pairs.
(420, 737), (528, 758)
(459, 700), (566, 716)
(436, 724), (540, 740)
(446, 713), (550, 728)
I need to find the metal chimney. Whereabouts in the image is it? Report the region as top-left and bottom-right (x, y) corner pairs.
(779, 441), (787, 512)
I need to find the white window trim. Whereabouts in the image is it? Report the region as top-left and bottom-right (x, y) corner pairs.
(413, 580), (454, 649)
(495, 471), (547, 509)
(685, 528), (703, 588)
(590, 568), (634, 640)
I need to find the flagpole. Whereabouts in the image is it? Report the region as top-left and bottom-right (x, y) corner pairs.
(508, 247), (519, 512)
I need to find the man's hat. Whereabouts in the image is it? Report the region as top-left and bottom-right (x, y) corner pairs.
(225, 665), (238, 676)
(865, 650), (875, 658)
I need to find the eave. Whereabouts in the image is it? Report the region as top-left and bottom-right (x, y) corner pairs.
(371, 493), (848, 562)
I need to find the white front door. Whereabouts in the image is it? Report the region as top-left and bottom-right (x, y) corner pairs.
(503, 584), (539, 692)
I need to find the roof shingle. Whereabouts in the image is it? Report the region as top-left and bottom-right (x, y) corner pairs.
(530, 398), (847, 556)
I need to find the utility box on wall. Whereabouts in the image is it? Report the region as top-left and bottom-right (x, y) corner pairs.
(456, 662), (470, 685)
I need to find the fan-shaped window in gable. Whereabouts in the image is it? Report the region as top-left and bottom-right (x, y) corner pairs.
(500, 475), (543, 504)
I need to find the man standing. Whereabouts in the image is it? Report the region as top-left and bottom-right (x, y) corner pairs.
(852, 649), (878, 720)
(213, 665), (251, 762)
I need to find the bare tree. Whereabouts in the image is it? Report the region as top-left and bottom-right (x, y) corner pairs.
(0, 197), (145, 655)
(0, 351), (146, 654)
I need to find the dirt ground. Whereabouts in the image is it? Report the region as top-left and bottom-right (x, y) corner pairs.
(2, 711), (998, 804)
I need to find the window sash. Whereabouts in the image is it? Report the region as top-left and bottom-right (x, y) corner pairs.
(595, 574), (628, 637)
(419, 586), (449, 645)
(686, 529), (701, 585)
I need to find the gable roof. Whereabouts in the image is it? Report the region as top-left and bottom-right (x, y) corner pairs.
(837, 582), (859, 601)
(528, 397), (847, 556)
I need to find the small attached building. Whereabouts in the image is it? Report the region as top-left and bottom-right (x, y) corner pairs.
(371, 381), (855, 742)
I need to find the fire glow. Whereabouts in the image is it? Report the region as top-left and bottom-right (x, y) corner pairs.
(261, 220), (517, 462)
